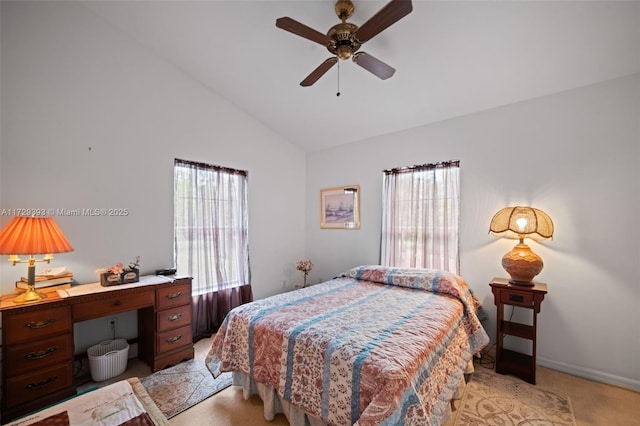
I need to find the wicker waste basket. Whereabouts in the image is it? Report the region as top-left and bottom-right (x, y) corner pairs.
(87, 339), (129, 382)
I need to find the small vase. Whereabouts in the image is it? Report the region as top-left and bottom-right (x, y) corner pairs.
(101, 272), (122, 287)
(100, 269), (140, 286)
(303, 273), (307, 288)
(121, 269), (140, 284)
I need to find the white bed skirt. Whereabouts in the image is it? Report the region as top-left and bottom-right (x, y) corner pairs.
(233, 371), (326, 426)
(232, 360), (472, 426)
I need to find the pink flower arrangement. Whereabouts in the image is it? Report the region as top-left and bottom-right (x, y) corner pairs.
(109, 256), (141, 275)
(109, 262), (125, 275)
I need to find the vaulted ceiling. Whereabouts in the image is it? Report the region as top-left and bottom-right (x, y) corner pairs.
(83, 1), (639, 152)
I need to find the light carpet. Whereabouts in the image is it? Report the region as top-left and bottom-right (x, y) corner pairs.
(454, 370), (576, 426)
(140, 359), (232, 419)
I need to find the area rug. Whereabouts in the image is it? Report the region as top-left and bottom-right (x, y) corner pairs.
(454, 370), (576, 425)
(140, 359), (232, 419)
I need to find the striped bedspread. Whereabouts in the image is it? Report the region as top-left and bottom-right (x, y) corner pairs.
(206, 265), (489, 425)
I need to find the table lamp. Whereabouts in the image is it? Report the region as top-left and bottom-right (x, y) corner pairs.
(489, 206), (553, 285)
(0, 216), (74, 303)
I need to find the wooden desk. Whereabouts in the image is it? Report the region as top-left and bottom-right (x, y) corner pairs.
(1, 275), (193, 422)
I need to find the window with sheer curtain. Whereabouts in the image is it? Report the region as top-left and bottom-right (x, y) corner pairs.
(174, 159), (252, 340)
(174, 158), (250, 294)
(381, 160), (460, 274)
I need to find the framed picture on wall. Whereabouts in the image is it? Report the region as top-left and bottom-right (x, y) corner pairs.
(320, 185), (360, 229)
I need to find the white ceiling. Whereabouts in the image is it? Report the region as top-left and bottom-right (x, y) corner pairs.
(83, 1), (639, 152)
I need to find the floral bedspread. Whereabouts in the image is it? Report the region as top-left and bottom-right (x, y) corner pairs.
(206, 265), (489, 425)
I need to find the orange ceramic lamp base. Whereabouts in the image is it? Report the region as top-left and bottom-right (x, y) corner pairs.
(501, 242), (543, 286)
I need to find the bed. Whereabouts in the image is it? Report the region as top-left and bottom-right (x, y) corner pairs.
(206, 265), (489, 425)
(5, 378), (168, 426)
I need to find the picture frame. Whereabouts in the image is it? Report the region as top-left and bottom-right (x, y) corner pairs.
(320, 185), (360, 229)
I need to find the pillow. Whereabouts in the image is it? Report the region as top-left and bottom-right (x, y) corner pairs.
(341, 265), (477, 315)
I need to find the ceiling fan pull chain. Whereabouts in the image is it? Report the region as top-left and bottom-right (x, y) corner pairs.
(336, 59), (341, 96)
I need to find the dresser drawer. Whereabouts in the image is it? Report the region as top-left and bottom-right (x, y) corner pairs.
(6, 362), (74, 407)
(500, 289), (535, 308)
(157, 305), (192, 332)
(4, 306), (71, 345)
(157, 324), (192, 355)
(73, 290), (154, 321)
(157, 282), (191, 310)
(5, 334), (73, 377)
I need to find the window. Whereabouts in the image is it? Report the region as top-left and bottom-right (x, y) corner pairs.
(174, 159), (250, 296)
(381, 160), (460, 273)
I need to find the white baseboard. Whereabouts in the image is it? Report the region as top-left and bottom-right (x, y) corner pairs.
(537, 356), (640, 392)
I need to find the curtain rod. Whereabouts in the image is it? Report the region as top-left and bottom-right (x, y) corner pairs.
(175, 158), (248, 176)
(383, 160), (459, 174)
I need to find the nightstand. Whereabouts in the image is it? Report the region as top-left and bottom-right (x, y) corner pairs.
(490, 277), (547, 384)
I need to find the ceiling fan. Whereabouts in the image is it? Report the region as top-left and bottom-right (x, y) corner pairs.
(276, 0), (413, 87)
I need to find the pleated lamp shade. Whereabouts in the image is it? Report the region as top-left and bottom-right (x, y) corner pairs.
(0, 217), (74, 255)
(489, 207), (554, 241)
(489, 207), (553, 285)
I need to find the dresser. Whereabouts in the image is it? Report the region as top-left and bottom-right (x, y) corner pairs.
(0, 275), (194, 422)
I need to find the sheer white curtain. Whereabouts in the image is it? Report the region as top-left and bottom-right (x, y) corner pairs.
(381, 160), (460, 273)
(174, 159), (250, 295)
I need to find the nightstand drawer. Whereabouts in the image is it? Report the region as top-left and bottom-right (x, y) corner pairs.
(157, 305), (192, 332)
(4, 306), (71, 345)
(500, 289), (534, 307)
(6, 362), (73, 407)
(157, 324), (192, 354)
(5, 334), (73, 376)
(157, 282), (191, 310)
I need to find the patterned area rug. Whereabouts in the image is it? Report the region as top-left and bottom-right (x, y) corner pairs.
(140, 359), (232, 419)
(454, 370), (576, 425)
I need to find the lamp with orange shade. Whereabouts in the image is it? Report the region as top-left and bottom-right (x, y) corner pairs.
(0, 216), (74, 303)
(489, 206), (554, 285)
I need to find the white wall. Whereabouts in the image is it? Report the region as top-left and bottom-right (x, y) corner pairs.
(306, 74), (640, 390)
(1, 2), (306, 347)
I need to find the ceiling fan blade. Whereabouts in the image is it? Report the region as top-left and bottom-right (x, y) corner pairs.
(276, 17), (331, 46)
(352, 52), (395, 80)
(353, 0), (413, 44)
(300, 57), (338, 87)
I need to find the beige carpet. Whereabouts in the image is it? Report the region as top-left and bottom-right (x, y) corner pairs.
(140, 359), (232, 419)
(454, 370), (576, 426)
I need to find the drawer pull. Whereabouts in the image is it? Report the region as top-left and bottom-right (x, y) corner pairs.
(509, 294), (525, 303)
(25, 376), (57, 390)
(168, 313), (183, 322)
(25, 319), (56, 329)
(26, 347), (58, 360)
(165, 292), (182, 300)
(114, 300), (122, 306)
(166, 335), (183, 344)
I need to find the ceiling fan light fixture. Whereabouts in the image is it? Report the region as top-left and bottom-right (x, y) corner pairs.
(327, 22), (360, 60)
(336, 44), (353, 60)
